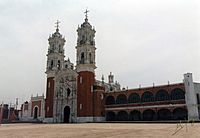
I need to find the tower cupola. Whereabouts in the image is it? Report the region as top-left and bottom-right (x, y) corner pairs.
(46, 20), (66, 74)
(76, 10), (96, 73)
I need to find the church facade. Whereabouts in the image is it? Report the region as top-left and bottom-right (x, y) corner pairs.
(20, 12), (200, 123)
(43, 12), (118, 123)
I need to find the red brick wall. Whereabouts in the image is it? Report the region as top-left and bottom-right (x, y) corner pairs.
(105, 83), (185, 100)
(45, 77), (54, 118)
(93, 86), (105, 117)
(77, 71), (95, 117)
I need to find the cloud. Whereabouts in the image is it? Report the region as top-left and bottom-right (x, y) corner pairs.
(0, 0), (200, 104)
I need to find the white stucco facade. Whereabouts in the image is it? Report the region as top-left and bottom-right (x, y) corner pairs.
(184, 73), (200, 121)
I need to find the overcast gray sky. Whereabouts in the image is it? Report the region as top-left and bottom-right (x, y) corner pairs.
(0, 0), (200, 105)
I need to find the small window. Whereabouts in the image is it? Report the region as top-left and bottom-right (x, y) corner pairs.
(80, 76), (82, 84)
(58, 45), (61, 52)
(89, 53), (92, 63)
(67, 88), (71, 97)
(91, 85), (93, 92)
(197, 93), (200, 104)
(80, 52), (85, 64)
(48, 82), (51, 88)
(57, 60), (60, 69)
(80, 104), (82, 110)
(51, 60), (53, 68)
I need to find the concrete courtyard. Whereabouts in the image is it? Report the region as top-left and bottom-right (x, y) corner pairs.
(0, 123), (199, 138)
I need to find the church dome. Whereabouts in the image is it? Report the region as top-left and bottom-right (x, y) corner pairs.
(81, 19), (92, 29)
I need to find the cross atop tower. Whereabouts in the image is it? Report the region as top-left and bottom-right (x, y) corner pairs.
(55, 20), (60, 32)
(84, 9), (89, 20)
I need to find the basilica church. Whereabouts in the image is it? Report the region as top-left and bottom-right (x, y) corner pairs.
(19, 11), (200, 123)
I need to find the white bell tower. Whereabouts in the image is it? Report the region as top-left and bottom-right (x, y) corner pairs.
(46, 20), (66, 77)
(76, 9), (96, 73)
(45, 21), (66, 120)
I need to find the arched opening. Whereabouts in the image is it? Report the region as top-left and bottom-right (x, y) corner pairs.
(141, 92), (154, 102)
(129, 110), (141, 121)
(67, 88), (71, 97)
(64, 106), (70, 123)
(106, 111), (116, 121)
(50, 60), (53, 68)
(57, 60), (60, 69)
(128, 93), (140, 103)
(173, 108), (187, 120)
(105, 96), (115, 105)
(33, 106), (38, 119)
(116, 111), (128, 121)
(58, 45), (61, 53)
(155, 90), (170, 101)
(157, 109), (171, 120)
(52, 44), (55, 50)
(171, 88), (185, 100)
(89, 53), (92, 63)
(143, 109), (155, 121)
(116, 94), (127, 104)
(80, 52), (85, 64)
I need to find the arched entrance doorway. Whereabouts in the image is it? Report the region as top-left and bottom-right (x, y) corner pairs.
(64, 106), (70, 123)
(33, 107), (38, 119)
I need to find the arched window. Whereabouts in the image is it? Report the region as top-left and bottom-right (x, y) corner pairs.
(171, 88), (185, 100)
(128, 93), (140, 103)
(67, 88), (71, 97)
(89, 53), (92, 63)
(142, 109), (155, 121)
(173, 108), (187, 120)
(116, 111), (128, 121)
(129, 110), (141, 121)
(50, 60), (53, 68)
(105, 96), (115, 105)
(141, 91), (154, 102)
(157, 109), (171, 120)
(57, 60), (60, 69)
(52, 44), (55, 50)
(155, 90), (170, 101)
(58, 45), (61, 52)
(80, 52), (85, 64)
(116, 94), (127, 104)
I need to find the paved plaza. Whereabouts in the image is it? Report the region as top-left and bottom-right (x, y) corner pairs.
(0, 123), (199, 138)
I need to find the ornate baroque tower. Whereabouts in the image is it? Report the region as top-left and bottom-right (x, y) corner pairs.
(76, 10), (96, 122)
(45, 21), (66, 120)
